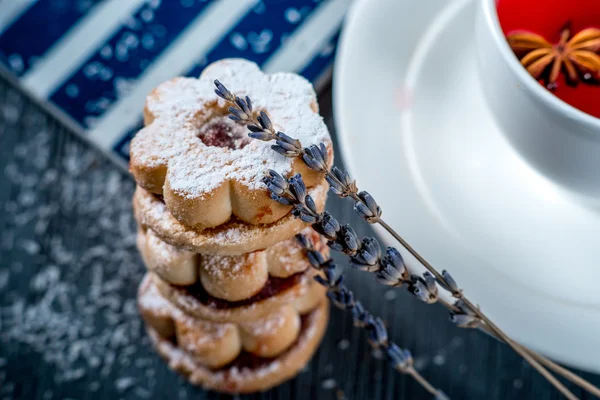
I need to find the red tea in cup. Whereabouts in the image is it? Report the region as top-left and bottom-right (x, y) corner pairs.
(497, 0), (600, 118)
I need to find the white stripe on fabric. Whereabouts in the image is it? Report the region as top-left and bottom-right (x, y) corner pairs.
(0, 0), (37, 36)
(91, 0), (258, 151)
(21, 0), (147, 99)
(262, 0), (349, 74)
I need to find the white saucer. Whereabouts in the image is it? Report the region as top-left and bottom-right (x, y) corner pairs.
(334, 0), (600, 372)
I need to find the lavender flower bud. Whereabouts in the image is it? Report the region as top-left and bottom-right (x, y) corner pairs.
(312, 211), (340, 240)
(454, 299), (470, 314)
(412, 272), (439, 304)
(350, 237), (381, 271)
(376, 247), (408, 286)
(295, 234), (312, 250)
(322, 267), (335, 284)
(449, 299), (481, 329)
(304, 195), (318, 214)
(382, 247), (405, 271)
(270, 193), (294, 206)
(331, 272), (344, 287)
(228, 114), (241, 123)
(315, 274), (329, 287)
(376, 268), (401, 286)
(327, 241), (344, 253)
(276, 131), (300, 145)
(306, 250), (326, 269)
(272, 132), (303, 156)
(352, 301), (370, 327)
(264, 169), (286, 186)
(228, 106), (249, 122)
(450, 314), (480, 329)
(327, 167), (356, 197)
(263, 170), (289, 196)
(266, 182), (283, 196)
(302, 143), (329, 172)
(354, 309), (374, 328)
(324, 267), (344, 288)
(248, 130), (275, 141)
(441, 270), (460, 294)
(234, 96), (251, 115)
(423, 272), (438, 293)
(326, 291), (342, 307)
(331, 166), (350, 185)
(342, 225), (360, 253)
(326, 174), (346, 197)
(213, 79), (234, 101)
(292, 204), (317, 224)
(376, 266), (406, 287)
(288, 174), (307, 202)
(272, 142), (302, 157)
(262, 170), (289, 196)
(354, 191), (382, 223)
(367, 317), (388, 348)
(328, 287), (354, 309)
(248, 124), (263, 132)
(386, 343), (413, 373)
(257, 111), (273, 131)
(328, 224), (359, 255)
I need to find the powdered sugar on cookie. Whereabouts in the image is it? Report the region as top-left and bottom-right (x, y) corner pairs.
(132, 59), (331, 196)
(138, 274), (179, 317)
(144, 301), (329, 394)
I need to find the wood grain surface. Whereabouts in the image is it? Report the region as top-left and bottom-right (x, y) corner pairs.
(0, 75), (598, 400)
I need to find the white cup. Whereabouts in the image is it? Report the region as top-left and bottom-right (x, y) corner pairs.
(475, 0), (600, 199)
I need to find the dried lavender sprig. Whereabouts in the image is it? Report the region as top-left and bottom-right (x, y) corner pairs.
(284, 182), (593, 397)
(215, 80), (590, 399)
(297, 234), (448, 400)
(265, 171), (581, 400)
(263, 171), (475, 322)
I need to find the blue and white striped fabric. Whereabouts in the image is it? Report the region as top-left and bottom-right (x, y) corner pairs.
(0, 0), (349, 168)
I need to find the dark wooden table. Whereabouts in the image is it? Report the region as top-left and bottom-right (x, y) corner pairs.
(0, 75), (598, 400)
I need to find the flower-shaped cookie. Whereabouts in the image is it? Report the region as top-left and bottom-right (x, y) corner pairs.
(137, 227), (323, 302)
(133, 183), (328, 256)
(130, 59), (333, 229)
(150, 268), (326, 324)
(138, 276), (319, 369)
(141, 275), (328, 394)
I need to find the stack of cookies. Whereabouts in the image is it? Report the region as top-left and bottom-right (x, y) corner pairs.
(129, 59), (334, 393)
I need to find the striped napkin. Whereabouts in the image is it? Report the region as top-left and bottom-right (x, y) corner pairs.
(0, 0), (349, 168)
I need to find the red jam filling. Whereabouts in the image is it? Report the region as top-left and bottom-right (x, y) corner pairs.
(196, 116), (251, 150)
(173, 272), (304, 310)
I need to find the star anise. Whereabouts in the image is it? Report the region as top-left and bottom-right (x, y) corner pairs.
(507, 25), (600, 89)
